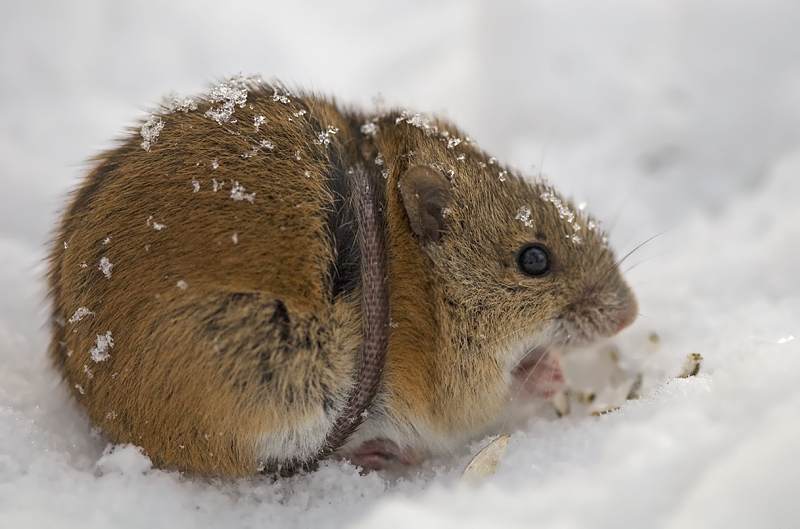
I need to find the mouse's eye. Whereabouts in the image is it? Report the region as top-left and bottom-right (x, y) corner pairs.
(517, 243), (552, 277)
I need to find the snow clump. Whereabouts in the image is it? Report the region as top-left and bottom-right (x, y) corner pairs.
(140, 116), (164, 151)
(98, 257), (113, 278)
(204, 76), (255, 125)
(89, 331), (114, 362)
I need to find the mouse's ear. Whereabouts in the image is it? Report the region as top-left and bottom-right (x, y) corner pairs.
(398, 165), (452, 244)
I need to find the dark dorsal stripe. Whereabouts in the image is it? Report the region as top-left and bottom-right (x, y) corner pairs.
(327, 149), (361, 299)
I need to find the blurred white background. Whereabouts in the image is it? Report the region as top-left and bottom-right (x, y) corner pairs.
(1, 1), (799, 528)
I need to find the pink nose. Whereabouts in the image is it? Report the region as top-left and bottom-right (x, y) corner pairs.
(615, 312), (635, 333)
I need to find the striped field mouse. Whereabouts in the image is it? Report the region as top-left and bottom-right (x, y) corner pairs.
(48, 76), (637, 476)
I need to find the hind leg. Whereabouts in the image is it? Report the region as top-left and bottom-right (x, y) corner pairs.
(93, 290), (360, 476)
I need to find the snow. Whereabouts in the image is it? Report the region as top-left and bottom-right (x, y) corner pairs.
(1, 1), (799, 528)
(361, 122), (379, 136)
(230, 181), (256, 202)
(165, 93), (198, 113)
(204, 76), (254, 125)
(314, 125), (340, 146)
(68, 307), (94, 324)
(140, 115), (164, 151)
(254, 115), (267, 131)
(89, 331), (114, 363)
(514, 206), (534, 228)
(98, 256), (113, 278)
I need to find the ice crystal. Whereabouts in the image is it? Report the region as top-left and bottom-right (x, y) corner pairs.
(89, 331), (114, 362)
(74, 383), (84, 395)
(292, 109), (307, 118)
(253, 114), (266, 131)
(457, 154), (466, 161)
(541, 190), (585, 243)
(140, 116), (164, 151)
(304, 171), (311, 178)
(361, 122), (379, 136)
(381, 169), (389, 179)
(447, 137), (462, 149)
(212, 179), (223, 192)
(98, 257), (113, 278)
(106, 411), (117, 420)
(230, 181), (255, 202)
(498, 170), (508, 182)
(204, 76), (252, 124)
(152, 221), (166, 231)
(83, 364), (93, 379)
(270, 83), (291, 104)
(211, 158), (219, 169)
(192, 179), (200, 192)
(231, 233), (238, 244)
(515, 206), (535, 228)
(314, 125), (339, 146)
(295, 150), (302, 161)
(68, 307), (94, 324)
(375, 153), (383, 165)
(260, 139), (274, 150)
(395, 110), (439, 136)
(540, 190), (576, 225)
(176, 280), (188, 290)
(164, 93), (197, 113)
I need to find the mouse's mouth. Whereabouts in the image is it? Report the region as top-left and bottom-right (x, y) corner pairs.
(510, 345), (565, 400)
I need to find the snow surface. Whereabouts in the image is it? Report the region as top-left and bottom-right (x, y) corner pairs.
(2, 1), (799, 527)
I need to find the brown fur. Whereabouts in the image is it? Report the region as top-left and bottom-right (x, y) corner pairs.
(49, 78), (637, 476)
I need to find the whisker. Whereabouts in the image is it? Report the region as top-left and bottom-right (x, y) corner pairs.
(616, 232), (662, 268)
(474, 311), (560, 359)
(537, 130), (554, 180)
(596, 232), (663, 285)
(629, 278), (666, 288)
(623, 252), (668, 275)
(507, 336), (548, 372)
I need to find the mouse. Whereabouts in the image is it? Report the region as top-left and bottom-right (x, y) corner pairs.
(48, 76), (637, 477)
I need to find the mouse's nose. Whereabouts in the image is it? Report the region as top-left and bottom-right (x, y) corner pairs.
(613, 288), (638, 334)
(615, 311), (635, 333)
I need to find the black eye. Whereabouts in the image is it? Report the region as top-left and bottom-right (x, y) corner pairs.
(517, 243), (552, 277)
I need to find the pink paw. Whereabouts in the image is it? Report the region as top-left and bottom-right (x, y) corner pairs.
(511, 349), (565, 399)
